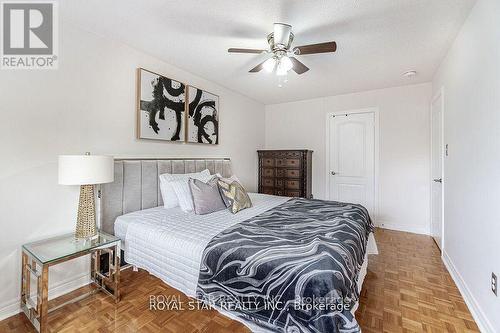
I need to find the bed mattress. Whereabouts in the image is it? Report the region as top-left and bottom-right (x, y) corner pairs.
(116, 193), (290, 297)
(115, 193), (377, 321)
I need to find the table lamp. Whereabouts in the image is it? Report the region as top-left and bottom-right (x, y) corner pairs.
(58, 153), (114, 239)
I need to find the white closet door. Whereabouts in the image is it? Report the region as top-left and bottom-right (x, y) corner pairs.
(328, 112), (375, 216)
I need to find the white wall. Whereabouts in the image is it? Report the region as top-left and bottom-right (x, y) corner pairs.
(433, 0), (500, 331)
(0, 21), (265, 319)
(265, 83), (432, 235)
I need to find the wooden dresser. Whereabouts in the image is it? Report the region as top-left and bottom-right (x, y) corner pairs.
(257, 150), (313, 199)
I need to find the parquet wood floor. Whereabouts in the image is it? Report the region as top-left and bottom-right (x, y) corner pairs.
(0, 228), (479, 332)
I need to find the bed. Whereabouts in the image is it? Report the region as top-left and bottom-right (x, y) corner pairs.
(99, 158), (378, 333)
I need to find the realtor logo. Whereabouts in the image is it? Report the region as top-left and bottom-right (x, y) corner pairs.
(1, 1), (58, 69)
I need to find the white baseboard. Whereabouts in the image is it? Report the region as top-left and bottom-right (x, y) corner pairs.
(0, 273), (90, 321)
(377, 222), (429, 235)
(442, 251), (496, 333)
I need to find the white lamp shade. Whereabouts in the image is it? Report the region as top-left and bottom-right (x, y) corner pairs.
(58, 155), (114, 185)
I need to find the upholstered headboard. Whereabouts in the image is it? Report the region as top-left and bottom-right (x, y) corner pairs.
(98, 158), (232, 235)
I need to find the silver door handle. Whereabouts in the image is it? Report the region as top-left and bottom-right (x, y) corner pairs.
(331, 171), (336, 175)
(433, 178), (442, 183)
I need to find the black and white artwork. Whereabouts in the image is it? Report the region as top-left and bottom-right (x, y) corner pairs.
(138, 68), (185, 141)
(187, 86), (219, 144)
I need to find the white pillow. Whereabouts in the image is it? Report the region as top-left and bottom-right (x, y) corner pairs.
(159, 169), (211, 208)
(170, 179), (195, 212)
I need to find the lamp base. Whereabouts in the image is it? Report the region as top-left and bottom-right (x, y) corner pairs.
(75, 184), (97, 239)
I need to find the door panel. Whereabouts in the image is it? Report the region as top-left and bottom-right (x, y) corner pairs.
(338, 122), (366, 177)
(329, 112), (375, 216)
(431, 94), (443, 249)
(336, 183), (367, 205)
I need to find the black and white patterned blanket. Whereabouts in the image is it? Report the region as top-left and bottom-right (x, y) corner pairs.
(196, 198), (373, 333)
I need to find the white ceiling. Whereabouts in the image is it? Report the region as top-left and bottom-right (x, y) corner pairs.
(61, 0), (476, 104)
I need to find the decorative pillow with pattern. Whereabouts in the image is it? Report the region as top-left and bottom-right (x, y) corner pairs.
(217, 179), (252, 214)
(215, 173), (240, 184)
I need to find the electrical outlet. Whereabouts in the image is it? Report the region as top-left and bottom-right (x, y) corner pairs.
(492, 273), (498, 296)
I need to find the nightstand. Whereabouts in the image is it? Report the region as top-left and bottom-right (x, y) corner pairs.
(21, 230), (121, 333)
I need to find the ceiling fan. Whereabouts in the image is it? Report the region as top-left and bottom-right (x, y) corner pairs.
(228, 23), (337, 76)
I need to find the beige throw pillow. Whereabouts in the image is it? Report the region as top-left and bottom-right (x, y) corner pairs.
(217, 178), (252, 214)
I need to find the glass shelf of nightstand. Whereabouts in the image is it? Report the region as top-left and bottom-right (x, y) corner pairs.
(22, 230), (119, 265)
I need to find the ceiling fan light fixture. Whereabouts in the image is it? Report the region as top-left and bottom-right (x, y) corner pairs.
(263, 57), (276, 73)
(276, 66), (288, 76)
(280, 56), (293, 72)
(276, 56), (293, 76)
(230, 23), (333, 76)
(273, 23), (292, 46)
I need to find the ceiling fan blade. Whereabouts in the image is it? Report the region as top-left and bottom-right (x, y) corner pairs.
(249, 59), (268, 73)
(228, 48), (266, 54)
(289, 57), (309, 74)
(294, 41), (337, 55)
(273, 23), (292, 46)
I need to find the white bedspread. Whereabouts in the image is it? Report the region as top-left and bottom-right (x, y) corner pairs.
(115, 193), (378, 301)
(116, 193), (289, 297)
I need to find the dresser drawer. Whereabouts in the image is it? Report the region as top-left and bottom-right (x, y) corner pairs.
(285, 169), (301, 178)
(261, 177), (274, 187)
(261, 187), (274, 195)
(275, 168), (284, 177)
(285, 179), (301, 190)
(284, 158), (300, 167)
(262, 158), (274, 167)
(285, 190), (301, 197)
(275, 158), (285, 167)
(262, 168), (274, 177)
(275, 189), (284, 196)
(275, 179), (284, 187)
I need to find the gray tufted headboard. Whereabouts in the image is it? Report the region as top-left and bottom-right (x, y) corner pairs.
(98, 158), (232, 235)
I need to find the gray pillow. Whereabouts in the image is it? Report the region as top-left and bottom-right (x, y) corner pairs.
(188, 177), (226, 215)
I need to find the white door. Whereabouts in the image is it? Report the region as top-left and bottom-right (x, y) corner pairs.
(328, 112), (375, 216)
(431, 94), (443, 249)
